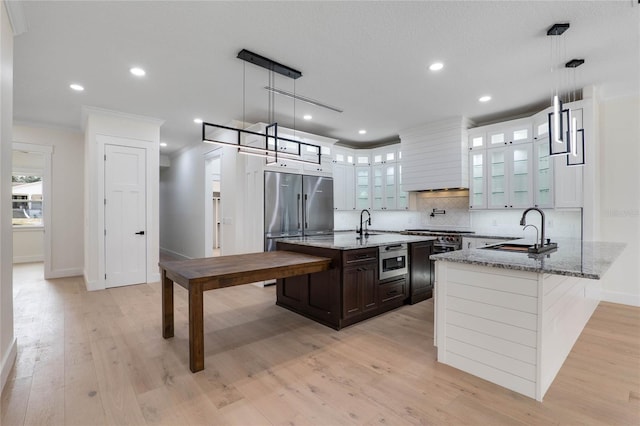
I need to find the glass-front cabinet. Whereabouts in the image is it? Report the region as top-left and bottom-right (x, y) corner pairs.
(355, 166), (371, 209)
(534, 138), (554, 208)
(372, 164), (400, 210)
(487, 145), (532, 209)
(469, 150), (486, 209)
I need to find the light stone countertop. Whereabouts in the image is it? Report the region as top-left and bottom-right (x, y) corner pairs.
(430, 238), (626, 279)
(277, 232), (437, 250)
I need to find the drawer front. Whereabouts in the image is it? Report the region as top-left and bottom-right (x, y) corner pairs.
(379, 277), (407, 304)
(343, 248), (378, 265)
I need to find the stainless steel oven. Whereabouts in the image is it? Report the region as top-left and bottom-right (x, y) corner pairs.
(379, 243), (408, 281)
(432, 235), (463, 253)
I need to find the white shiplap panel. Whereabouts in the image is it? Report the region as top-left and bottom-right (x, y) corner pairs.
(399, 116), (469, 191)
(445, 352), (536, 399)
(448, 282), (538, 314)
(447, 295), (538, 330)
(446, 338), (536, 381)
(447, 324), (537, 364)
(540, 278), (598, 396)
(447, 265), (537, 297)
(543, 278), (583, 329)
(447, 310), (537, 347)
(542, 273), (566, 297)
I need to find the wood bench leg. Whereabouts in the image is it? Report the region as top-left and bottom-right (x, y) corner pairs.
(189, 285), (204, 372)
(162, 269), (174, 338)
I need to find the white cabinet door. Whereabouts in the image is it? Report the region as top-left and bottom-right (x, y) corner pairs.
(533, 138), (554, 208)
(469, 150), (487, 209)
(355, 166), (371, 209)
(372, 163), (399, 210)
(333, 164), (355, 210)
(487, 144), (533, 209)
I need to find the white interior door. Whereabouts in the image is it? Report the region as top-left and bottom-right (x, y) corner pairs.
(105, 144), (146, 287)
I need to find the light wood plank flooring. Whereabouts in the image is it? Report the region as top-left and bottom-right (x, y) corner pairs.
(2, 262), (639, 425)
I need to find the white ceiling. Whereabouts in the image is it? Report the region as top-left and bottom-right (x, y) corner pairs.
(13, 1), (640, 154)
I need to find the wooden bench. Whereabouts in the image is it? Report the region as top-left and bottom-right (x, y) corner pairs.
(159, 250), (332, 372)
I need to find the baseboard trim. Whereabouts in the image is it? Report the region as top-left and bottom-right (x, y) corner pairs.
(46, 267), (83, 279)
(148, 272), (160, 284)
(160, 247), (192, 261)
(601, 290), (640, 307)
(1, 338), (17, 392)
(13, 255), (44, 264)
(83, 273), (103, 292)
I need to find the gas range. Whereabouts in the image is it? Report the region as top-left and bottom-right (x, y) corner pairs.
(404, 229), (474, 252)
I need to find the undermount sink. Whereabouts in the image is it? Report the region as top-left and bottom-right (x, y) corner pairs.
(482, 242), (558, 254)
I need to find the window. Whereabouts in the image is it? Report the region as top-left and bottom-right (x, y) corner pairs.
(12, 175), (43, 226)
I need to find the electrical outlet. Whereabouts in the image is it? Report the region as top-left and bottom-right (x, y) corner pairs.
(492, 219), (497, 226)
(547, 219), (554, 228)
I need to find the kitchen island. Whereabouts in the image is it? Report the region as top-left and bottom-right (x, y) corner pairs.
(276, 232), (437, 329)
(430, 238), (625, 401)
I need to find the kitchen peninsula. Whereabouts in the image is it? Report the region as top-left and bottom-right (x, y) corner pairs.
(276, 232), (437, 330)
(431, 239), (625, 401)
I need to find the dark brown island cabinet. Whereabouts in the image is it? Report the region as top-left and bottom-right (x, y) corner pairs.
(276, 240), (433, 330)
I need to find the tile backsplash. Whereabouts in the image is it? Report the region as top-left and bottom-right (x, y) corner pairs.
(334, 192), (583, 241)
(416, 193), (471, 229)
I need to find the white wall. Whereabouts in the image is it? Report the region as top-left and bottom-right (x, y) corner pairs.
(13, 125), (84, 276)
(597, 95), (640, 306)
(159, 142), (208, 259)
(1, 0), (16, 392)
(13, 227), (43, 263)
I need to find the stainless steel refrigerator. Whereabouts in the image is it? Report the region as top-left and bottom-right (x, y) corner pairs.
(264, 171), (334, 251)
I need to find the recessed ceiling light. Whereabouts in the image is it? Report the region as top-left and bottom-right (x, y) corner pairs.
(69, 83), (84, 91)
(160, 142), (167, 147)
(479, 95), (492, 102)
(429, 62), (444, 71)
(358, 129), (367, 135)
(303, 114), (312, 120)
(193, 118), (203, 124)
(130, 67), (146, 77)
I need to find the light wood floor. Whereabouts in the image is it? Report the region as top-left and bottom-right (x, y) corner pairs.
(2, 262), (639, 425)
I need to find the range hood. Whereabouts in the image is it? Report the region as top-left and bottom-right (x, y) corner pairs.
(399, 116), (470, 192)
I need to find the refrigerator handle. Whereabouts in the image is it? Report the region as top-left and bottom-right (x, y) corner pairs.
(304, 194), (308, 229)
(297, 193), (301, 230)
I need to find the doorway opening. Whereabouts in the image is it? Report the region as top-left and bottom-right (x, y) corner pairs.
(12, 144), (52, 279)
(204, 150), (222, 257)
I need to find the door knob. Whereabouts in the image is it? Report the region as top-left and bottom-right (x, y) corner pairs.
(135, 231), (145, 235)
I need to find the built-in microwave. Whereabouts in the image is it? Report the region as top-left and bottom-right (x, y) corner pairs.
(379, 243), (409, 281)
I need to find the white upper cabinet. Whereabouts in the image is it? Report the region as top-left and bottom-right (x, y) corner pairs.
(468, 130), (486, 151)
(487, 144), (533, 209)
(355, 166), (372, 210)
(486, 119), (533, 147)
(469, 149), (487, 209)
(355, 150), (372, 167)
(372, 145), (399, 165)
(333, 162), (355, 210)
(333, 147), (356, 210)
(533, 138), (554, 208)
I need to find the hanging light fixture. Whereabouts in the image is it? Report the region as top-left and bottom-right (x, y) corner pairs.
(565, 58), (586, 166)
(201, 49), (322, 166)
(545, 23), (586, 166)
(547, 23), (571, 156)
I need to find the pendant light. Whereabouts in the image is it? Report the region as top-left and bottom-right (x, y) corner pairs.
(202, 49), (322, 166)
(565, 59), (585, 166)
(547, 23), (571, 156)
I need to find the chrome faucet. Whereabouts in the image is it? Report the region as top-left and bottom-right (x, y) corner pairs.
(357, 209), (371, 238)
(519, 207), (546, 248)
